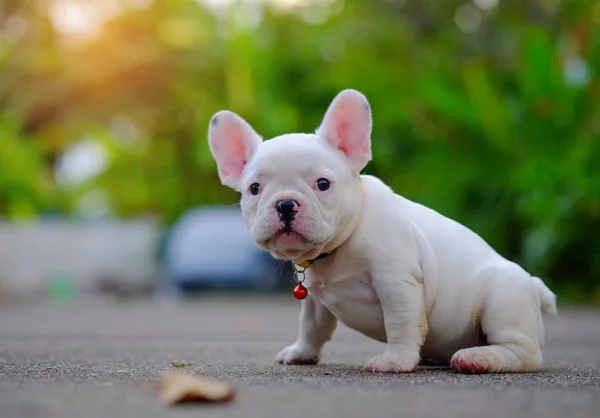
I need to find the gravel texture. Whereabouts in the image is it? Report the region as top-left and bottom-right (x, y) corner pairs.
(0, 295), (599, 418)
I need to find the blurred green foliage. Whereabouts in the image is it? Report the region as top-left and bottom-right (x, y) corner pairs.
(0, 0), (599, 302)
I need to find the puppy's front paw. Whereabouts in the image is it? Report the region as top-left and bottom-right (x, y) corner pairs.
(363, 344), (420, 373)
(276, 343), (319, 365)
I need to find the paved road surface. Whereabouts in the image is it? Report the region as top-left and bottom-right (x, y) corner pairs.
(0, 295), (599, 418)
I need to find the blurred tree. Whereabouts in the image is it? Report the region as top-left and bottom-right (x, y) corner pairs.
(0, 0), (599, 301)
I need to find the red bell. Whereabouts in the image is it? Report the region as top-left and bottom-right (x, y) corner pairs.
(293, 283), (308, 300)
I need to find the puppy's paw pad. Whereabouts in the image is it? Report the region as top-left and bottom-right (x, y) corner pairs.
(363, 348), (419, 373)
(275, 344), (319, 366)
(450, 349), (490, 374)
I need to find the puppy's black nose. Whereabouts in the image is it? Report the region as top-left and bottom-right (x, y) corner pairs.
(276, 199), (298, 222)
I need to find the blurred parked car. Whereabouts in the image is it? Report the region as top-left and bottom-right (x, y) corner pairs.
(162, 206), (294, 293)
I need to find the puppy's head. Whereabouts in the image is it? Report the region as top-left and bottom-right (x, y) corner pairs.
(208, 89), (372, 262)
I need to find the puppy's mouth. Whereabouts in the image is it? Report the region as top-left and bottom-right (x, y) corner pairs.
(271, 229), (306, 246)
(262, 223), (310, 250)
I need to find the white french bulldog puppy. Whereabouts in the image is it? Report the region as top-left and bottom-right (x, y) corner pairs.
(207, 89), (557, 374)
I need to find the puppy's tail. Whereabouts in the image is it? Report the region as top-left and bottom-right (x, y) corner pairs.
(533, 276), (557, 315)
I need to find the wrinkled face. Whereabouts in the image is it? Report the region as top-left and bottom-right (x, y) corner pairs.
(208, 89), (373, 262)
(238, 134), (360, 259)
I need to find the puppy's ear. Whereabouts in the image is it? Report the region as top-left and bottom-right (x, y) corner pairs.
(316, 89), (372, 173)
(208, 111), (262, 191)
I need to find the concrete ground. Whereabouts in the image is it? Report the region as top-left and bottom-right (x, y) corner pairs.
(0, 295), (599, 418)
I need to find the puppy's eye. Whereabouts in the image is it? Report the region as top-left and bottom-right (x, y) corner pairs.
(315, 178), (330, 192)
(249, 183), (262, 195)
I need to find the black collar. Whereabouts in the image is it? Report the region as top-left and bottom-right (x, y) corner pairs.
(296, 250), (334, 269)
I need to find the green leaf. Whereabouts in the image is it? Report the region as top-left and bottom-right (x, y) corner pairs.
(171, 362), (192, 368)
(462, 59), (512, 152)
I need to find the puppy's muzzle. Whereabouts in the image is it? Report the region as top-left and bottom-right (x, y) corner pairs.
(276, 199), (299, 224)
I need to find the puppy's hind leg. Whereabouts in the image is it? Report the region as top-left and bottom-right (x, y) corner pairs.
(450, 273), (553, 374)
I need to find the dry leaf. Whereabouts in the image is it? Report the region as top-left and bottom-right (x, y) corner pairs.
(157, 372), (236, 406)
